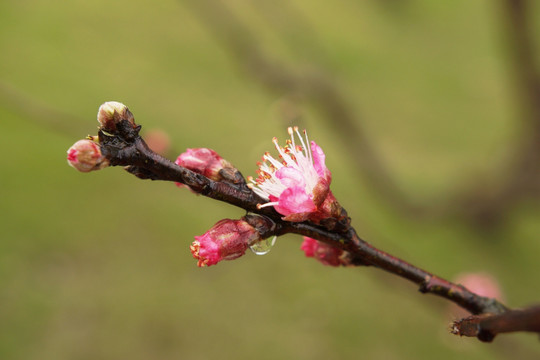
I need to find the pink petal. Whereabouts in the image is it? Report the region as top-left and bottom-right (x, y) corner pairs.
(311, 141), (330, 180)
(276, 167), (306, 188)
(193, 234), (221, 266)
(274, 186), (317, 216)
(175, 148), (225, 179)
(176, 148), (208, 169)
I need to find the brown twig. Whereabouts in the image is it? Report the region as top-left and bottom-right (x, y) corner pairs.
(452, 305), (540, 342)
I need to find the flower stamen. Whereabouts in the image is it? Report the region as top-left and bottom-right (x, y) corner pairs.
(249, 127), (332, 221)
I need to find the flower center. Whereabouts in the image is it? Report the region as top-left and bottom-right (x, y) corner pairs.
(248, 127), (319, 205)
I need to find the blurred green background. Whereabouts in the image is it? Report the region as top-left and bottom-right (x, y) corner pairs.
(1, 0), (539, 359)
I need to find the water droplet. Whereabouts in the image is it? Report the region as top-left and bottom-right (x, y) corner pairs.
(249, 236), (277, 255)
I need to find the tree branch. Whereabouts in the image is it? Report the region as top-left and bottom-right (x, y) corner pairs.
(94, 114), (508, 318)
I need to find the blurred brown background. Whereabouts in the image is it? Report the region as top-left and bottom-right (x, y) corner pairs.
(1, 0), (539, 359)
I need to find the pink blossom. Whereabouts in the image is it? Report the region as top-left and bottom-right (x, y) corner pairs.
(67, 139), (109, 172)
(248, 127), (332, 221)
(300, 237), (344, 267)
(190, 219), (261, 267)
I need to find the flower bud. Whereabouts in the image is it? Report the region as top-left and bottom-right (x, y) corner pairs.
(97, 101), (136, 132)
(175, 148), (236, 182)
(190, 219), (262, 267)
(67, 139), (109, 172)
(300, 236), (345, 267)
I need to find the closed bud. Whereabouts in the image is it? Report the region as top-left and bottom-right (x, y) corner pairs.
(175, 148), (237, 182)
(190, 219), (262, 267)
(67, 139), (109, 172)
(97, 101), (136, 132)
(300, 237), (347, 267)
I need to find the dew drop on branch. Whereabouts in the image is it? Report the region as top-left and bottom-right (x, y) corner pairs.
(249, 236), (277, 255)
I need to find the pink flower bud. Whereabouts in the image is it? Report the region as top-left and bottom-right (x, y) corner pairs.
(190, 219), (262, 267)
(97, 101), (136, 132)
(175, 148), (233, 181)
(67, 139), (109, 172)
(300, 236), (345, 267)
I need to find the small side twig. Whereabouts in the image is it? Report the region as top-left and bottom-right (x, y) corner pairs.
(452, 305), (540, 342)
